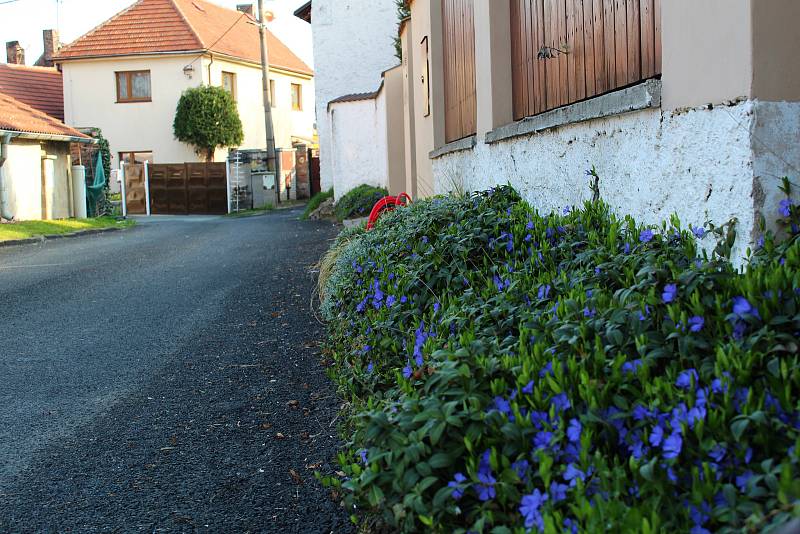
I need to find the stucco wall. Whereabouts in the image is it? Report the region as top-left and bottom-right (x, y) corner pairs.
(3, 139), (72, 221)
(311, 0), (399, 191)
(328, 92), (388, 200)
(383, 65), (407, 196)
(432, 100), (799, 261)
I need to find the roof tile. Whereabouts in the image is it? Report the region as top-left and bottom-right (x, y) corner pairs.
(0, 64), (64, 121)
(0, 91), (88, 139)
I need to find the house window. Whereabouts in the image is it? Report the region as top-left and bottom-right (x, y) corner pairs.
(222, 71), (237, 100)
(270, 79), (276, 107)
(116, 70), (151, 103)
(291, 83), (303, 111)
(119, 151), (153, 165)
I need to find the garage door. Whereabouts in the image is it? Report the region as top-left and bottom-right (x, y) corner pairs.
(148, 163), (227, 215)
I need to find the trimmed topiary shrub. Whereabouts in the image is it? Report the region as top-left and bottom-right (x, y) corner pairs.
(319, 184), (800, 533)
(302, 188), (334, 220)
(173, 85), (243, 162)
(334, 185), (388, 222)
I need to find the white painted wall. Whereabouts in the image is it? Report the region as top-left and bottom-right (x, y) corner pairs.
(328, 91), (388, 200)
(432, 101), (800, 261)
(311, 0), (399, 191)
(3, 139), (72, 221)
(62, 54), (314, 167)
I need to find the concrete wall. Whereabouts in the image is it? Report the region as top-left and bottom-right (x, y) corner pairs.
(62, 54), (314, 168)
(311, 0), (399, 191)
(3, 139), (72, 221)
(328, 92), (389, 200)
(383, 65), (407, 196)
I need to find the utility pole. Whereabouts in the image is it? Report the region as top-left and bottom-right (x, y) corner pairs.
(257, 0), (279, 204)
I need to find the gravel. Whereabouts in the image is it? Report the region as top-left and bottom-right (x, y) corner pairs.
(0, 208), (353, 533)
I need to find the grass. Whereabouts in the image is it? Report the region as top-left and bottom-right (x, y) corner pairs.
(301, 188), (334, 220)
(0, 216), (134, 242)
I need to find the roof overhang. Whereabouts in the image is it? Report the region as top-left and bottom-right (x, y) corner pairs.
(0, 129), (96, 144)
(294, 1), (311, 23)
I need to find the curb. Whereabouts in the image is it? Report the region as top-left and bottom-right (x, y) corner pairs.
(0, 226), (126, 248)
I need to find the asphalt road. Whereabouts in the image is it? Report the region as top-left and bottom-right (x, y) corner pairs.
(0, 208), (352, 533)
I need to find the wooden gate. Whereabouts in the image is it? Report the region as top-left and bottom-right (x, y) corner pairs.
(442, 0), (477, 143)
(148, 163), (227, 215)
(510, 0), (662, 120)
(123, 163), (147, 215)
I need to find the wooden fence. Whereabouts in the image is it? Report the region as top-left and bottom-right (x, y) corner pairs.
(510, 0), (661, 120)
(442, 0), (477, 143)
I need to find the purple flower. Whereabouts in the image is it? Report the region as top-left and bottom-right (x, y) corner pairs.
(745, 447), (753, 464)
(622, 359), (643, 374)
(522, 380), (535, 395)
(400, 295), (408, 304)
(433, 301), (441, 313)
(732, 296), (756, 318)
(735, 471), (753, 492)
(512, 459), (530, 480)
(563, 464), (586, 486)
(693, 226), (706, 238)
(567, 419), (582, 443)
(711, 378), (728, 394)
(632, 405), (652, 421)
(550, 481), (568, 502)
(649, 425), (664, 447)
(709, 445), (726, 463)
(402, 362), (412, 379)
(359, 449), (368, 464)
(537, 284), (551, 300)
(662, 283), (678, 303)
(583, 307), (596, 318)
(519, 489), (548, 531)
(688, 316), (705, 332)
(624, 242), (631, 254)
(552, 393), (571, 412)
(385, 295), (396, 307)
(663, 433), (683, 459)
(533, 431), (553, 449)
(640, 229), (655, 243)
(476, 483), (496, 501)
(448, 472), (467, 500)
(539, 361), (554, 378)
(493, 396), (512, 418)
(366, 362), (374, 374)
(476, 450), (496, 501)
(676, 369), (699, 390)
(779, 198), (794, 217)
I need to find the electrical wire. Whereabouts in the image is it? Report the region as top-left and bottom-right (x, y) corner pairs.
(183, 10), (248, 71)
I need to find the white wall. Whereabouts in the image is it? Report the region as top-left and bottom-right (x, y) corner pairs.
(329, 92), (388, 200)
(311, 0), (399, 191)
(3, 139), (72, 221)
(63, 54), (315, 167)
(433, 100), (800, 262)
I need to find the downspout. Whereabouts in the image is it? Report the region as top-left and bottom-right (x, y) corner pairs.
(0, 133), (13, 220)
(207, 52), (214, 84)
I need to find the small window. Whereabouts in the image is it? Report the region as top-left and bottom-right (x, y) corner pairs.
(119, 151), (153, 165)
(222, 71), (237, 100)
(116, 71), (151, 103)
(291, 83), (302, 111)
(269, 79), (276, 108)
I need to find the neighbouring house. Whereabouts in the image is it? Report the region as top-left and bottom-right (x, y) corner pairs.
(372, 0), (800, 261)
(295, 0), (401, 199)
(0, 91), (93, 221)
(54, 0), (315, 170)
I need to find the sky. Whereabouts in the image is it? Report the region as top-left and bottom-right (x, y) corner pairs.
(0, 0), (312, 67)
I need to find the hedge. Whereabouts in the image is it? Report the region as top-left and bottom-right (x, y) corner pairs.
(320, 184), (800, 533)
(334, 184), (388, 222)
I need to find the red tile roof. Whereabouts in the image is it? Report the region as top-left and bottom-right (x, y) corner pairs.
(55, 0), (312, 76)
(0, 63), (64, 121)
(0, 91), (89, 139)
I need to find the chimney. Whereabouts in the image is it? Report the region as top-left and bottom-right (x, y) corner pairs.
(5, 41), (25, 65)
(38, 29), (60, 67)
(236, 4), (254, 16)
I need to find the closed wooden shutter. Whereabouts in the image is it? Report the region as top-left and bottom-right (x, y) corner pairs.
(442, 0), (477, 143)
(511, 0), (661, 121)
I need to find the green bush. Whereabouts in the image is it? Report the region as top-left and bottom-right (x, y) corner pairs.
(320, 185), (800, 533)
(334, 184), (388, 222)
(173, 85), (243, 162)
(301, 188), (334, 220)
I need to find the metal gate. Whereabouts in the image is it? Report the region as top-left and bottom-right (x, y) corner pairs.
(148, 163), (227, 215)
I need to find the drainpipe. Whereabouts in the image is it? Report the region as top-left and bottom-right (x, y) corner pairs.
(0, 132), (13, 220)
(207, 52), (214, 83)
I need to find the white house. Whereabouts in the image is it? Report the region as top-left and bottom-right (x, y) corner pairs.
(295, 0), (399, 198)
(55, 0), (315, 169)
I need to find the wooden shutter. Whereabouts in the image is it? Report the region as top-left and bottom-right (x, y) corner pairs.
(442, 0), (477, 143)
(511, 0), (661, 120)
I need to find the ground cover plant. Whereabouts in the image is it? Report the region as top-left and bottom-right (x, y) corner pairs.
(334, 185), (388, 222)
(302, 188), (334, 220)
(320, 184), (800, 533)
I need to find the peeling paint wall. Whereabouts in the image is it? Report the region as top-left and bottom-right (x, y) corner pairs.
(311, 0), (399, 192)
(329, 91), (389, 200)
(433, 100), (800, 261)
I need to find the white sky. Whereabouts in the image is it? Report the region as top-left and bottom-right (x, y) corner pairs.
(0, 0), (312, 67)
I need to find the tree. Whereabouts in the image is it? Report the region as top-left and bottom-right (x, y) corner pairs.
(173, 85), (244, 162)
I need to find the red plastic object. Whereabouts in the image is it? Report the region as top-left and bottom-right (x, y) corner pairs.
(366, 193), (412, 230)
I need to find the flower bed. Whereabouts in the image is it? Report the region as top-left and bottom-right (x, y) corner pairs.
(320, 186), (800, 533)
(334, 184), (389, 222)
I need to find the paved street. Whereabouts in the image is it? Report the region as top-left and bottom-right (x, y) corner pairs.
(0, 208), (351, 533)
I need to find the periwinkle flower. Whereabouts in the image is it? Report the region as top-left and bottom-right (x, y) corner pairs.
(732, 296), (757, 318)
(688, 316), (705, 332)
(567, 419), (582, 443)
(385, 295), (396, 307)
(366, 362), (374, 374)
(622, 359), (643, 374)
(640, 229), (655, 243)
(779, 198), (794, 217)
(519, 489), (548, 531)
(663, 432), (683, 459)
(448, 472), (467, 500)
(693, 226), (706, 238)
(433, 301), (441, 313)
(735, 471), (753, 492)
(522, 380), (535, 395)
(549, 481), (568, 502)
(512, 459), (530, 481)
(552, 393), (571, 412)
(583, 307), (596, 318)
(662, 283), (678, 303)
(709, 444), (726, 463)
(402, 362), (413, 379)
(624, 242), (631, 254)
(533, 431), (553, 449)
(563, 464), (586, 486)
(359, 449), (368, 464)
(400, 295), (408, 304)
(649, 425), (664, 447)
(676, 369), (699, 390)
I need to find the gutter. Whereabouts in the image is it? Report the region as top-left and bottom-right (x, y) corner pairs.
(0, 132), (13, 219)
(0, 129), (96, 144)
